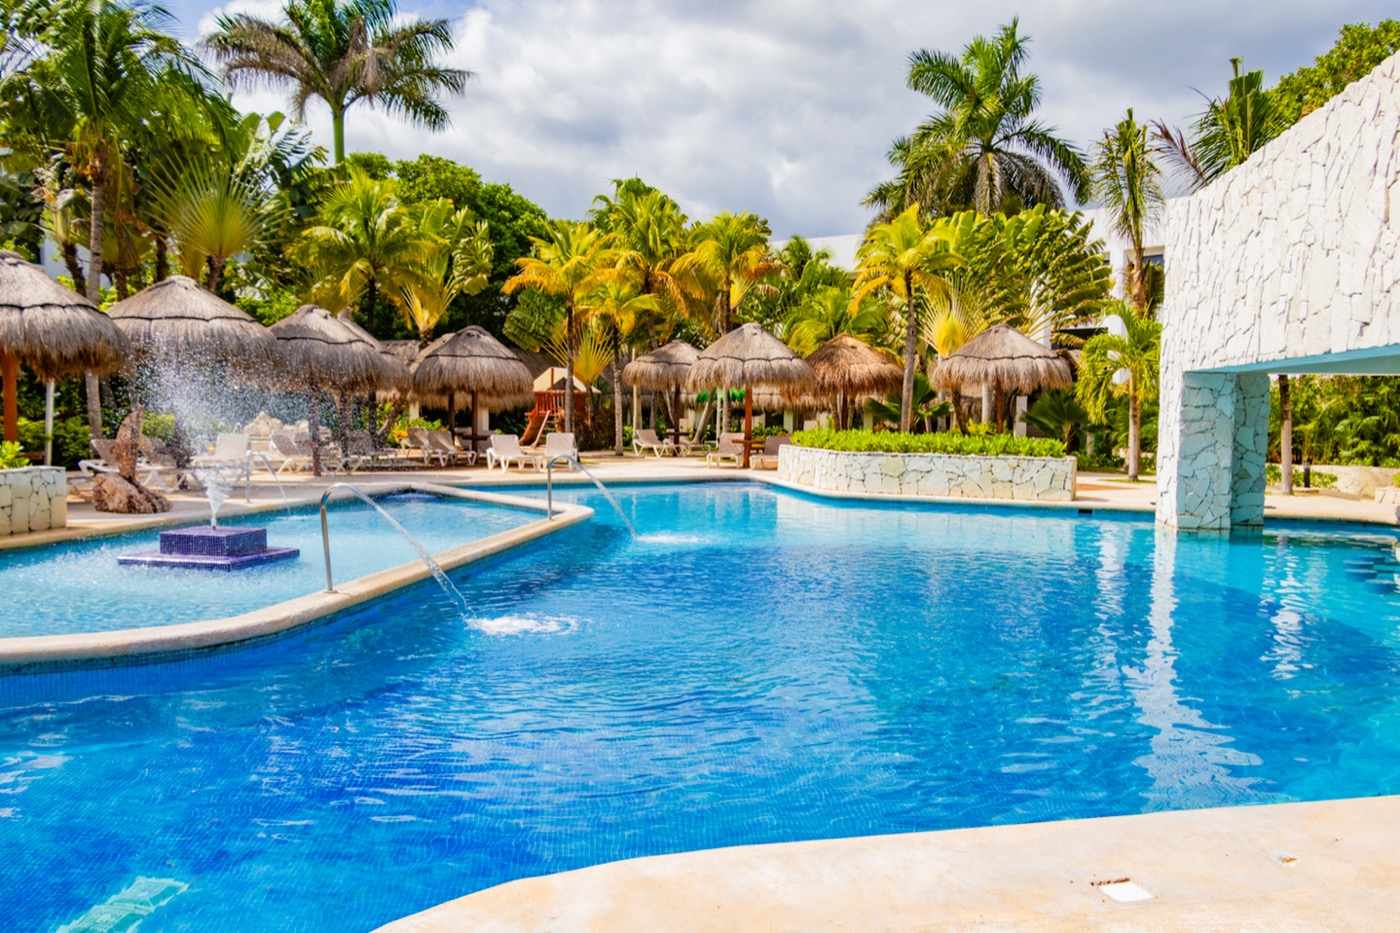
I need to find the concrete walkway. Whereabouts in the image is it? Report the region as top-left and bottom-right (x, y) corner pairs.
(384, 796), (1400, 932)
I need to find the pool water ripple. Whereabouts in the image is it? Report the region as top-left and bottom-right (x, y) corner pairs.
(2, 483), (1400, 931)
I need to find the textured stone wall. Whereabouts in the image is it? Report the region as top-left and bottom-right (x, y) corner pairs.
(1157, 52), (1400, 529)
(777, 445), (1076, 502)
(0, 467), (67, 536)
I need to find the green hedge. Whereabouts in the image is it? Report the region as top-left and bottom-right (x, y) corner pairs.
(1266, 464), (1338, 489)
(792, 429), (1066, 458)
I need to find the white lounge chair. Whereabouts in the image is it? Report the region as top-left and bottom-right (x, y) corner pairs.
(543, 432), (578, 465)
(632, 428), (674, 458)
(706, 432), (745, 466)
(267, 431), (311, 474)
(428, 430), (476, 467)
(486, 434), (543, 472)
(753, 433), (790, 469)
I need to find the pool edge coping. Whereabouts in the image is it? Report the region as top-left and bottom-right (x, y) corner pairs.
(0, 487), (593, 668)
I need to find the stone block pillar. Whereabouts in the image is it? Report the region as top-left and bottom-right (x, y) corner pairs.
(1156, 370), (1269, 530)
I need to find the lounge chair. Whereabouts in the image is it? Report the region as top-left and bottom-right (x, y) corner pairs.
(427, 430), (476, 467)
(754, 434), (790, 469)
(633, 428), (675, 458)
(543, 432), (578, 465)
(486, 434), (543, 472)
(407, 428), (450, 468)
(190, 433), (252, 492)
(74, 438), (187, 496)
(266, 431), (312, 474)
(344, 431), (410, 472)
(705, 432), (745, 466)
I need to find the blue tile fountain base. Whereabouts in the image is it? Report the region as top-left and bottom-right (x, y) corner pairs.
(118, 526), (300, 571)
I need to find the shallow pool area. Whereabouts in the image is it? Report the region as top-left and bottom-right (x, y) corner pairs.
(0, 492), (535, 636)
(3, 482), (1400, 931)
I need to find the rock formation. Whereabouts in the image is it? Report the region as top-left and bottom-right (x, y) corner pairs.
(92, 408), (171, 514)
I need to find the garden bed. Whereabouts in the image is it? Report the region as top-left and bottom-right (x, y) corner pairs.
(779, 431), (1075, 502)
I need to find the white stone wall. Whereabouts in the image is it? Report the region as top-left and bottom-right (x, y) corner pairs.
(1158, 52), (1400, 529)
(777, 445), (1076, 502)
(0, 467), (67, 536)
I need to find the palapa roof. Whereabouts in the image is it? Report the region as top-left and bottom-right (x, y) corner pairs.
(686, 323), (814, 393)
(806, 334), (903, 397)
(106, 275), (273, 366)
(340, 316), (411, 392)
(0, 251), (127, 378)
(267, 305), (398, 391)
(931, 324), (1074, 395)
(623, 340), (699, 391)
(412, 326), (535, 409)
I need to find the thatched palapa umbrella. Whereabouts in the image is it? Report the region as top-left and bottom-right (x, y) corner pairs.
(269, 305), (398, 475)
(622, 340), (698, 447)
(931, 324), (1073, 431)
(0, 251), (127, 451)
(687, 323), (814, 468)
(107, 275), (274, 368)
(806, 334), (903, 429)
(412, 326), (534, 453)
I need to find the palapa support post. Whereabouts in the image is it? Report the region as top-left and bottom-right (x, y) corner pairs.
(469, 389), (480, 458)
(742, 387), (754, 469)
(672, 386), (682, 447)
(1, 351), (17, 443)
(308, 392), (323, 477)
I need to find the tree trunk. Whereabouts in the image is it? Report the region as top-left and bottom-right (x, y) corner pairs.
(1127, 377), (1142, 482)
(563, 303), (575, 435)
(1131, 243), (1147, 309)
(335, 391), (352, 457)
(309, 393), (323, 477)
(84, 159), (106, 440)
(742, 389), (754, 468)
(611, 355), (624, 456)
(899, 271), (916, 432)
(331, 107), (346, 165)
(951, 389), (969, 435)
(691, 399), (712, 445)
(1279, 373), (1293, 495)
(206, 255), (225, 292)
(672, 386), (682, 446)
(154, 236), (169, 282)
(631, 382), (641, 432)
(62, 241), (86, 294)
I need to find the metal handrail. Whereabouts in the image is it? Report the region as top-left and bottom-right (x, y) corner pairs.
(544, 454), (577, 519)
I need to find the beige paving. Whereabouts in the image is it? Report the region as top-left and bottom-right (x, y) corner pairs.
(383, 796), (1400, 932)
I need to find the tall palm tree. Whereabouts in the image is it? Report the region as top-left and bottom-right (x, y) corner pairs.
(502, 221), (614, 433)
(1090, 108), (1163, 310)
(867, 19), (1088, 218)
(1077, 299), (1161, 481)
(784, 285), (888, 356)
(3, 0), (194, 435)
(1154, 58), (1289, 486)
(590, 184), (691, 316)
(392, 200), (493, 342)
(297, 167), (422, 333)
(205, 0), (469, 164)
(852, 206), (962, 431)
(579, 275), (660, 454)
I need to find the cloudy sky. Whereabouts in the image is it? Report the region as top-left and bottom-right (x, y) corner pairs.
(164, 0), (1395, 237)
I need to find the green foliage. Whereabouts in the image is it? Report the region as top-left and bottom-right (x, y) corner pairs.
(1273, 375), (1400, 466)
(0, 441), (28, 469)
(16, 414), (89, 466)
(1271, 21), (1400, 125)
(1266, 463), (1337, 488)
(1025, 389), (1087, 448)
(794, 428), (1065, 458)
(1155, 58), (1285, 191)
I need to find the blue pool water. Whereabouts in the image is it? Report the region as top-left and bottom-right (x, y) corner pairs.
(0, 494), (533, 636)
(3, 482), (1400, 930)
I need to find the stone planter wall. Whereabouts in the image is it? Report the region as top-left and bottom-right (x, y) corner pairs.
(777, 445), (1076, 502)
(0, 467), (67, 536)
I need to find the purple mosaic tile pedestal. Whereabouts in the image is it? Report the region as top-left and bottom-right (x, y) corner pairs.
(118, 525), (299, 571)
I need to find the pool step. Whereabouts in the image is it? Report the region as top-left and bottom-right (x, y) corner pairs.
(57, 876), (188, 932)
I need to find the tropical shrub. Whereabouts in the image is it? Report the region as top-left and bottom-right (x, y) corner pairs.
(793, 428), (1064, 458)
(16, 416), (91, 467)
(0, 442), (29, 469)
(1266, 464), (1337, 489)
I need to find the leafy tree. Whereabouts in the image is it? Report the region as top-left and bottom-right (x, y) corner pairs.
(205, 0), (469, 164)
(1025, 388), (1087, 449)
(864, 371), (950, 433)
(1271, 20), (1400, 124)
(589, 181), (691, 323)
(784, 285), (887, 356)
(868, 19), (1088, 218)
(578, 274), (660, 453)
(1076, 299), (1160, 480)
(676, 211), (775, 337)
(391, 199), (492, 342)
(502, 221), (615, 433)
(1090, 108), (1163, 309)
(750, 235), (850, 336)
(852, 205), (962, 431)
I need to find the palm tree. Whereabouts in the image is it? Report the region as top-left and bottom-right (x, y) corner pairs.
(1077, 300), (1161, 481)
(297, 166), (422, 332)
(784, 285), (887, 356)
(3, 0), (194, 435)
(392, 200), (493, 342)
(852, 206), (962, 431)
(205, 0), (469, 164)
(1154, 58), (1289, 486)
(867, 19), (1088, 217)
(502, 221), (614, 433)
(579, 275), (660, 454)
(1090, 108), (1163, 310)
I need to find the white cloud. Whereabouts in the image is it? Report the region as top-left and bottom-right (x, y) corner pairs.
(194, 0), (1397, 236)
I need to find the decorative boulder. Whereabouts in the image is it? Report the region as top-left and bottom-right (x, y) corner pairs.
(92, 408), (172, 514)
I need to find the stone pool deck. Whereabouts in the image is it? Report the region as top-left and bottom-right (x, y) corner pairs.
(383, 796), (1400, 932)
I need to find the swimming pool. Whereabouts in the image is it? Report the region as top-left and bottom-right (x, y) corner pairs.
(0, 493), (534, 636)
(3, 482), (1399, 930)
